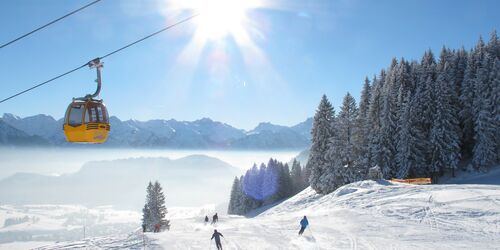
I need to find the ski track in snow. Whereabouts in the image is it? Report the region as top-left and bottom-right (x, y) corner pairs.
(10, 180), (500, 250)
(33, 230), (158, 250)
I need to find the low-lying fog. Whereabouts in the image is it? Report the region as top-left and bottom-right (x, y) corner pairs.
(0, 147), (300, 179)
(0, 148), (301, 209)
(0, 147), (306, 246)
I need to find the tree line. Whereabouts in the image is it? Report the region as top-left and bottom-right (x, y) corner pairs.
(307, 31), (499, 194)
(228, 159), (308, 215)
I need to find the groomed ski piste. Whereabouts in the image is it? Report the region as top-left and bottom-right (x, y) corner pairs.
(32, 174), (500, 250)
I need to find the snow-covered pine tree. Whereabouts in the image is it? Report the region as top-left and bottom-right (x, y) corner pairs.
(354, 77), (372, 173)
(403, 82), (429, 177)
(460, 38), (485, 160)
(262, 160), (279, 204)
(228, 177), (242, 214)
(142, 181), (170, 231)
(307, 95), (336, 194)
(277, 163), (293, 200)
(379, 61), (399, 178)
(490, 58), (500, 163)
(408, 75), (436, 177)
(396, 92), (415, 178)
(367, 71), (385, 170)
(487, 30), (499, 59)
(429, 63), (462, 179)
(332, 92), (359, 183)
(152, 181), (170, 230)
(142, 181), (154, 231)
(242, 164), (261, 209)
(453, 48), (468, 97)
(238, 175), (254, 215)
(472, 54), (497, 171)
(290, 159), (306, 194)
(257, 162), (267, 200)
(418, 51), (438, 175)
(396, 59), (414, 98)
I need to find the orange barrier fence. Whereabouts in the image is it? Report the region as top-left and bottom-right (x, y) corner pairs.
(391, 178), (432, 185)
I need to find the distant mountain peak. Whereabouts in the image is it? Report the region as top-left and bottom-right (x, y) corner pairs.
(251, 122), (288, 133)
(2, 113), (21, 121)
(196, 117), (214, 123)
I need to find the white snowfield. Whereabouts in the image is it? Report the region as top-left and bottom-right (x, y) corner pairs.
(27, 180), (500, 249)
(148, 180), (500, 250)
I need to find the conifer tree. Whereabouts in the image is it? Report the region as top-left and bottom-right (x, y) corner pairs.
(228, 177), (242, 214)
(472, 55), (497, 171)
(142, 181), (170, 231)
(396, 92), (416, 178)
(379, 65), (399, 178)
(368, 71), (385, 169)
(307, 95), (336, 194)
(490, 59), (500, 163)
(142, 182), (154, 231)
(429, 64), (462, 179)
(330, 93), (360, 184)
(460, 38), (485, 159)
(277, 163), (293, 199)
(290, 159), (306, 194)
(354, 77), (372, 170)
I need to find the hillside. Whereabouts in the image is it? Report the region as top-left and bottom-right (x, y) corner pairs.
(31, 179), (500, 249)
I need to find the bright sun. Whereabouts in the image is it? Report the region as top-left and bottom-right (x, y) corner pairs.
(170, 0), (262, 41)
(159, 0), (282, 92)
(196, 0), (251, 40)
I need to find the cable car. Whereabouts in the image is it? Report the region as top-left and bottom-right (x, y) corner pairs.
(63, 58), (110, 144)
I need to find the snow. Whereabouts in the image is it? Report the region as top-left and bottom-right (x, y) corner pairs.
(0, 205), (140, 248)
(146, 181), (500, 249)
(440, 166), (500, 185)
(4, 180), (499, 249)
(0, 241), (54, 250)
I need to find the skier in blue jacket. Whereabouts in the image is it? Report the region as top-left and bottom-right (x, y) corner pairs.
(298, 216), (309, 235)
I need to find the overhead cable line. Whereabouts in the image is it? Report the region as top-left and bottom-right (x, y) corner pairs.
(0, 0), (103, 49)
(0, 13), (200, 104)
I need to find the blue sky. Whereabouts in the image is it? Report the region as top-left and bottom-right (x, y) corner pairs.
(0, 0), (499, 130)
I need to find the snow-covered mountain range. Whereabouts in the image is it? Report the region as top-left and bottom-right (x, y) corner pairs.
(0, 113), (312, 149)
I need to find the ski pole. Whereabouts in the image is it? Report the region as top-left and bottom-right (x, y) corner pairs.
(308, 226), (316, 240)
(308, 226), (320, 250)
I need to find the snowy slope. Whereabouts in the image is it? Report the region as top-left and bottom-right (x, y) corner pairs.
(11, 180), (499, 249)
(148, 181), (500, 250)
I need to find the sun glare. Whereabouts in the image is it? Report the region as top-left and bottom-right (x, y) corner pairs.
(169, 0), (262, 41)
(196, 0), (251, 40)
(159, 0), (285, 94)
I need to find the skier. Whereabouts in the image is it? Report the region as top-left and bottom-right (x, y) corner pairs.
(142, 223), (146, 233)
(154, 223), (161, 233)
(298, 216), (309, 235)
(204, 215), (209, 225)
(211, 229), (224, 250)
(212, 213), (219, 224)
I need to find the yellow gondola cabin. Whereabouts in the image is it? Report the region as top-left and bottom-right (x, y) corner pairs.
(63, 58), (110, 144)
